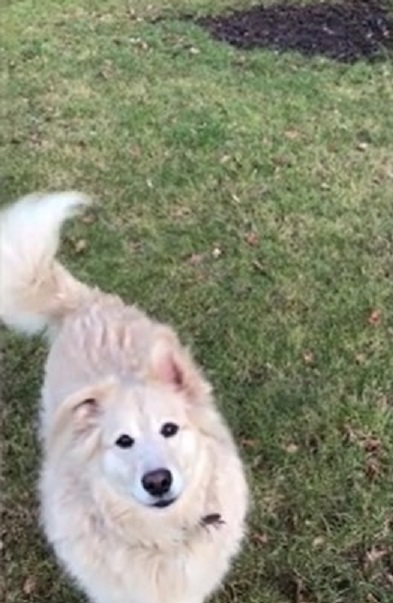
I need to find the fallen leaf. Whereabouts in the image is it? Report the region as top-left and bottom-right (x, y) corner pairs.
(355, 352), (366, 365)
(365, 545), (387, 564)
(252, 259), (268, 275)
(188, 253), (204, 265)
(245, 231), (259, 246)
(128, 145), (142, 158)
(74, 239), (87, 254)
(171, 206), (191, 219)
(386, 573), (393, 586)
(363, 437), (382, 454)
(272, 155), (292, 168)
(240, 437), (258, 449)
(365, 457), (382, 481)
(363, 545), (389, 576)
(252, 531), (268, 545)
(98, 60), (114, 80)
(23, 576), (36, 595)
(81, 214), (95, 225)
(284, 129), (301, 140)
(255, 185), (270, 198)
(128, 241), (143, 253)
(129, 37), (149, 51)
(342, 423), (358, 444)
(303, 351), (314, 365)
(232, 56), (247, 67)
(367, 309), (381, 326)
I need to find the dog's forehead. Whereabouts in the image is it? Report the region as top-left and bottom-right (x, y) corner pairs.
(104, 385), (186, 430)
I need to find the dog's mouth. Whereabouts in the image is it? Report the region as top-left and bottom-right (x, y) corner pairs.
(152, 497), (177, 509)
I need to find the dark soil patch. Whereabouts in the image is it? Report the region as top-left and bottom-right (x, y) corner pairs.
(194, 1), (393, 63)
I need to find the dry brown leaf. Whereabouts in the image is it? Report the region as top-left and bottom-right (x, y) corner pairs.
(365, 457), (382, 481)
(82, 214), (95, 225)
(171, 206), (191, 219)
(240, 437), (258, 449)
(363, 437), (382, 454)
(128, 144), (142, 158)
(74, 239), (87, 253)
(129, 37), (149, 51)
(29, 132), (43, 147)
(252, 531), (268, 545)
(363, 545), (388, 575)
(285, 443), (299, 454)
(367, 309), (381, 326)
(188, 253), (204, 266)
(355, 352), (366, 365)
(245, 231), (259, 246)
(284, 129), (301, 140)
(272, 154), (292, 168)
(303, 351), (314, 365)
(386, 573), (393, 586)
(252, 259), (268, 275)
(98, 61), (114, 80)
(342, 423), (359, 444)
(23, 576), (37, 595)
(366, 545), (387, 564)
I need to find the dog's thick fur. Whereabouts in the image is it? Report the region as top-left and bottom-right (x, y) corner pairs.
(0, 192), (248, 603)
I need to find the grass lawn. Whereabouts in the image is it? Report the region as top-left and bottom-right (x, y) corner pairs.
(1, 1), (393, 602)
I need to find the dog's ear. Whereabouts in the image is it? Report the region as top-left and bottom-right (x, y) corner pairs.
(72, 396), (102, 433)
(150, 331), (212, 404)
(50, 379), (116, 440)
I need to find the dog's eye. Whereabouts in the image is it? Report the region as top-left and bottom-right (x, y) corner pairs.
(161, 422), (179, 438)
(115, 434), (134, 449)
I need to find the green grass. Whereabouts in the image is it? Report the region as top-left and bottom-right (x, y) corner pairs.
(1, 1), (393, 602)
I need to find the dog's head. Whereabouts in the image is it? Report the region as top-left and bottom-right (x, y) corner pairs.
(49, 331), (218, 511)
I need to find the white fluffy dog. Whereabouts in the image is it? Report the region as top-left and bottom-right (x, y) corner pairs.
(0, 192), (248, 603)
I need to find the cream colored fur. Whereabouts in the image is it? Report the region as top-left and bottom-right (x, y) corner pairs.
(0, 192), (249, 603)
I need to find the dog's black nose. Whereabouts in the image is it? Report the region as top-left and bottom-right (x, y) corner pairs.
(142, 469), (172, 497)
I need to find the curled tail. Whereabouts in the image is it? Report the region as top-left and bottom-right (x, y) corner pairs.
(0, 191), (91, 335)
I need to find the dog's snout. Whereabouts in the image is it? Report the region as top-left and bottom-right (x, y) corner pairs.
(142, 469), (172, 497)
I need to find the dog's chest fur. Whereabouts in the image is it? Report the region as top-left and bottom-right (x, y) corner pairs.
(48, 495), (234, 603)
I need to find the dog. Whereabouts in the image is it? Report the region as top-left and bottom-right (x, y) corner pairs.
(0, 192), (248, 603)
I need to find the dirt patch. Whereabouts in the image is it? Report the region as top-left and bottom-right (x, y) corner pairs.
(194, 1), (393, 63)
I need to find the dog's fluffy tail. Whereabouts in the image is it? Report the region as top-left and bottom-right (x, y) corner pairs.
(0, 191), (91, 336)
